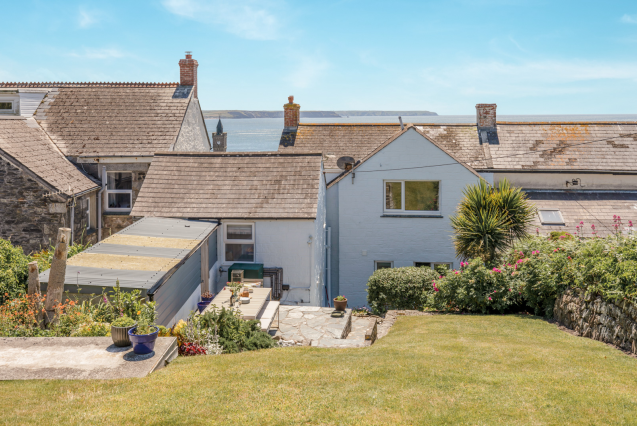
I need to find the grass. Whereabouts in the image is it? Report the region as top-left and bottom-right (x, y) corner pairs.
(2, 315), (637, 425)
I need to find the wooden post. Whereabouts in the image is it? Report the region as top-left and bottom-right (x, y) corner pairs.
(44, 228), (71, 315)
(27, 261), (40, 295)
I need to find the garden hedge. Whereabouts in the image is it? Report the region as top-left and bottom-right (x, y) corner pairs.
(367, 266), (438, 314)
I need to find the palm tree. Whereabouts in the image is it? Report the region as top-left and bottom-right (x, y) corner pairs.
(450, 179), (535, 264)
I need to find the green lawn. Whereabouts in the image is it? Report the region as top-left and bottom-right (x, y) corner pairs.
(2, 315), (637, 425)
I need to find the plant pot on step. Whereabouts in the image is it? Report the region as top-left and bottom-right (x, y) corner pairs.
(198, 300), (211, 313)
(111, 323), (137, 347)
(128, 326), (159, 355)
(201, 291), (214, 303)
(333, 297), (348, 311)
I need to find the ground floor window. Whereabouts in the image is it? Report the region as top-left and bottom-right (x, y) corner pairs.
(224, 223), (255, 262)
(375, 261), (393, 270)
(415, 262), (453, 274)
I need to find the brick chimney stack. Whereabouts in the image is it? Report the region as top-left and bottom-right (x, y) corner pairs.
(179, 51), (198, 98)
(476, 104), (497, 128)
(284, 95), (300, 131)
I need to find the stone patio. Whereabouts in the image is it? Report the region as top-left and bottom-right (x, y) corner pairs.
(275, 306), (352, 346)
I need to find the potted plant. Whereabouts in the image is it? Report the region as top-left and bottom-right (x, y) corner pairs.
(201, 291), (214, 302)
(111, 315), (136, 347)
(128, 319), (159, 355)
(333, 295), (348, 311)
(197, 300), (211, 313)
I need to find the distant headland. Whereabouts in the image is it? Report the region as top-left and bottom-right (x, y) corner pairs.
(202, 110), (438, 119)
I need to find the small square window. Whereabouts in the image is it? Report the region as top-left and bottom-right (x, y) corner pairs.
(375, 261), (393, 270)
(538, 209), (564, 225)
(0, 101), (14, 114)
(414, 262), (431, 268)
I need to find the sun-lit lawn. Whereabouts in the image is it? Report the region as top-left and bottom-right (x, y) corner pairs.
(2, 315), (637, 425)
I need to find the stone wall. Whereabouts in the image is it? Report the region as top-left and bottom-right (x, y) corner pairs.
(102, 214), (135, 238)
(0, 157), (95, 253)
(554, 289), (637, 354)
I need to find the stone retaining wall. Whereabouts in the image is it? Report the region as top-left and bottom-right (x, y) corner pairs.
(554, 289), (637, 354)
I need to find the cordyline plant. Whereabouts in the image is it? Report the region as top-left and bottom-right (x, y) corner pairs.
(450, 179), (536, 265)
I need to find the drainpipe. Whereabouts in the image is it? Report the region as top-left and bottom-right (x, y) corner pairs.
(97, 165), (106, 241)
(326, 227), (331, 307)
(70, 197), (75, 244)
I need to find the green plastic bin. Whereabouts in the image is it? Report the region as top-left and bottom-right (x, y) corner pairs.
(228, 263), (264, 282)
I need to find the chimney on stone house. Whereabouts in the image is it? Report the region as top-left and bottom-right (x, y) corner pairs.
(284, 96), (300, 131)
(476, 103), (497, 128)
(179, 51), (198, 98)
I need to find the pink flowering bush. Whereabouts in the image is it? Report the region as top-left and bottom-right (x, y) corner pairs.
(430, 258), (523, 314)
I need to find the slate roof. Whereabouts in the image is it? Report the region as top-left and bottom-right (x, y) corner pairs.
(280, 122), (637, 173)
(526, 190), (637, 238)
(327, 125), (482, 188)
(24, 84), (192, 157)
(0, 118), (99, 196)
(130, 152), (322, 219)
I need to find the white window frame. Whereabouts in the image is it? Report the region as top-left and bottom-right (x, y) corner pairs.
(375, 260), (394, 270)
(414, 262), (453, 270)
(104, 171), (133, 212)
(0, 99), (16, 114)
(383, 180), (441, 214)
(538, 209), (565, 225)
(223, 222), (256, 264)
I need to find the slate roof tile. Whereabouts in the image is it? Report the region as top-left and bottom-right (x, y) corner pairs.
(0, 119), (99, 195)
(130, 152), (322, 219)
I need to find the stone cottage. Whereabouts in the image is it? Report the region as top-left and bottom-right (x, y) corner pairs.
(0, 52), (211, 242)
(0, 117), (99, 253)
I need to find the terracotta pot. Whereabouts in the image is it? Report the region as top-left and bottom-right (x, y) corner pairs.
(333, 297), (348, 311)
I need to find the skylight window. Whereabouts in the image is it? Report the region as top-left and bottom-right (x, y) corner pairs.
(538, 209), (564, 225)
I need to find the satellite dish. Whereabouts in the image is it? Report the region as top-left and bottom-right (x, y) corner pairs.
(337, 156), (355, 170)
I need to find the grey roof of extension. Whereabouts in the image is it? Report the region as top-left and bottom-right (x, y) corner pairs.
(280, 122), (637, 173)
(0, 118), (99, 196)
(130, 152), (323, 219)
(527, 190), (637, 237)
(38, 217), (218, 291)
(12, 83), (195, 157)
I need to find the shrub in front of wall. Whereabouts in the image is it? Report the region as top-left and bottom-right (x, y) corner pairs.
(505, 238), (579, 317)
(367, 266), (439, 315)
(0, 239), (30, 304)
(431, 259), (523, 314)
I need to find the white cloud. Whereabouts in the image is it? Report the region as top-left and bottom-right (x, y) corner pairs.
(621, 14), (637, 24)
(66, 48), (127, 60)
(78, 7), (100, 28)
(287, 56), (330, 89)
(162, 0), (280, 40)
(418, 59), (637, 98)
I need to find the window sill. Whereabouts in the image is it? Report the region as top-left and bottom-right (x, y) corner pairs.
(381, 214), (443, 218)
(103, 211), (132, 216)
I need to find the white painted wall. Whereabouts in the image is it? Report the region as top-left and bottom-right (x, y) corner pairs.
(166, 284), (201, 327)
(335, 128), (483, 307)
(212, 219), (322, 305)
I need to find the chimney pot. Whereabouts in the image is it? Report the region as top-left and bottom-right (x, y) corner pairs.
(476, 103), (497, 128)
(283, 95), (300, 131)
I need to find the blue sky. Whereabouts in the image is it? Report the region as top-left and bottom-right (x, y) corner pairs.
(2, 0), (637, 114)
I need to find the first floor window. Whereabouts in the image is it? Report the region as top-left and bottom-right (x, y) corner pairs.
(385, 180), (439, 213)
(375, 261), (393, 270)
(0, 101), (14, 112)
(225, 223), (255, 262)
(105, 172), (133, 211)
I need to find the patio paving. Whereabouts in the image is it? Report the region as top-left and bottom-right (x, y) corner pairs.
(275, 306), (352, 346)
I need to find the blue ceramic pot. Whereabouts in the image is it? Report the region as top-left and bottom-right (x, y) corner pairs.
(201, 296), (213, 302)
(197, 301), (210, 313)
(128, 326), (159, 355)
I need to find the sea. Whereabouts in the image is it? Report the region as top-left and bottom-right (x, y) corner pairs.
(204, 114), (637, 152)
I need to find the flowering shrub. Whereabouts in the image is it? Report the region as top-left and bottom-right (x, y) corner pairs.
(430, 259), (523, 314)
(367, 266), (439, 314)
(179, 342), (207, 356)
